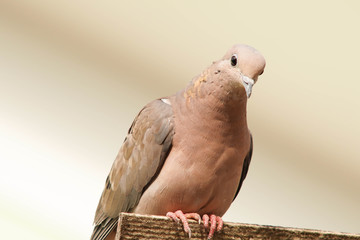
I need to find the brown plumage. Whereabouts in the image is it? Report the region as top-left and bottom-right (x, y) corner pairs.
(91, 44), (266, 240)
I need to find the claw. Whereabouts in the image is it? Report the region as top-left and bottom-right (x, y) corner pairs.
(166, 210), (192, 238)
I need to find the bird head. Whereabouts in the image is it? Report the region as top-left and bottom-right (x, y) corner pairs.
(219, 44), (266, 98)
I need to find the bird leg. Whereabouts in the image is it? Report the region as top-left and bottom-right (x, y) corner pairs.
(166, 210), (223, 239)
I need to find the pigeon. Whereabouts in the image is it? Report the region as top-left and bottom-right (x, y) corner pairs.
(91, 44), (266, 240)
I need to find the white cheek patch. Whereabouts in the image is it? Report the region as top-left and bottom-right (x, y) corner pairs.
(161, 98), (171, 105)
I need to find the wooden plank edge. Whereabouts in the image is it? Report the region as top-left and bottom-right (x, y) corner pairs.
(115, 212), (360, 240)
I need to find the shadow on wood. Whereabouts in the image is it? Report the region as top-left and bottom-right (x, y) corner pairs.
(115, 213), (360, 240)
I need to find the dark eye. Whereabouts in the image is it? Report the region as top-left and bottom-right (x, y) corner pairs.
(231, 54), (237, 66)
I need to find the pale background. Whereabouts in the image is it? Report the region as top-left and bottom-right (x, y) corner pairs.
(0, 1), (359, 239)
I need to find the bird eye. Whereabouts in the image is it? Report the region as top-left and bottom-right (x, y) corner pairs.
(230, 54), (237, 66)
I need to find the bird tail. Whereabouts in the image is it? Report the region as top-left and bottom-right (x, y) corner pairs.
(90, 218), (118, 240)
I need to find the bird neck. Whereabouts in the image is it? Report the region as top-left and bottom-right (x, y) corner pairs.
(173, 86), (248, 132)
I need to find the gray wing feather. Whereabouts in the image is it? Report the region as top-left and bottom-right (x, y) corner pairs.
(90, 99), (174, 240)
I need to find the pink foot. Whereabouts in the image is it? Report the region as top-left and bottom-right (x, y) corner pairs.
(166, 210), (201, 238)
(202, 214), (223, 239)
(166, 210), (223, 239)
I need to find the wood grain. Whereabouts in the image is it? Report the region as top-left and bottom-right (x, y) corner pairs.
(115, 213), (360, 240)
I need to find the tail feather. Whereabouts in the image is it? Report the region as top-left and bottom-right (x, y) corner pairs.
(90, 218), (118, 240)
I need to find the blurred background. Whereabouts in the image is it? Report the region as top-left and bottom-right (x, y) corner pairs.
(0, 1), (359, 239)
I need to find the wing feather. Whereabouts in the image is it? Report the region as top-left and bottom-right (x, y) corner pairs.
(91, 99), (174, 240)
(233, 134), (253, 201)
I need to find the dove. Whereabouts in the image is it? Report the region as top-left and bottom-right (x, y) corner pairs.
(91, 44), (266, 240)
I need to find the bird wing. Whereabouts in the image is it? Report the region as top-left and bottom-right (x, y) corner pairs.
(91, 99), (174, 240)
(233, 134), (253, 201)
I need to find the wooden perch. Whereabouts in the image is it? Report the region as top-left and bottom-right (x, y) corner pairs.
(115, 213), (360, 240)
